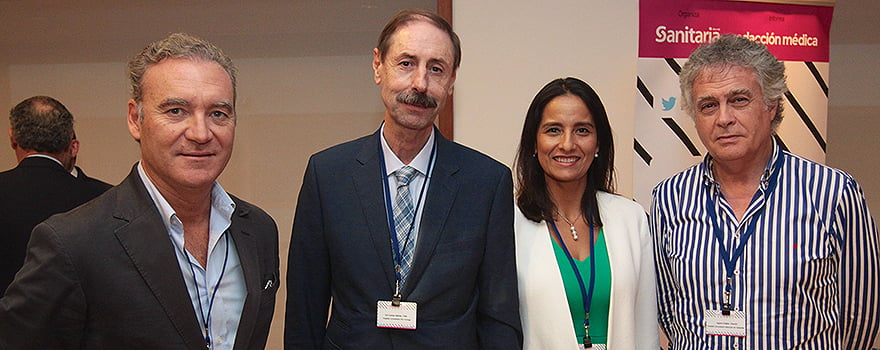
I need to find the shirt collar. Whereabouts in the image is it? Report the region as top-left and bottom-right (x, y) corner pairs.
(701, 139), (782, 192)
(136, 162), (236, 240)
(379, 123), (435, 177)
(25, 154), (64, 168)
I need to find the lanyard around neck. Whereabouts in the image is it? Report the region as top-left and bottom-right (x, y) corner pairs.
(379, 133), (437, 300)
(549, 219), (596, 347)
(183, 231), (231, 348)
(707, 153), (783, 314)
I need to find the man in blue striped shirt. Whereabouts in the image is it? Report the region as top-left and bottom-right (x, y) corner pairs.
(651, 34), (880, 349)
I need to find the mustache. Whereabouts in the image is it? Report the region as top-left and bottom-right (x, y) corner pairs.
(396, 91), (438, 108)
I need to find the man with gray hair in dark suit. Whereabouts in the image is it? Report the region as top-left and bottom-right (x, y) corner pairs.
(0, 33), (279, 350)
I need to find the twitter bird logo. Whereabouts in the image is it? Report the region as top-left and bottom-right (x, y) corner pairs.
(661, 97), (676, 111)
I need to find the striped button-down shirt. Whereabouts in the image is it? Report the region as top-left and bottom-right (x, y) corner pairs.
(651, 142), (880, 349)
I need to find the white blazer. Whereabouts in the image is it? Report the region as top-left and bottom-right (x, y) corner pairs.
(515, 191), (659, 349)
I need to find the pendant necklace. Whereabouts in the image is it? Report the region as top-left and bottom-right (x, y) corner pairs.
(554, 208), (581, 240)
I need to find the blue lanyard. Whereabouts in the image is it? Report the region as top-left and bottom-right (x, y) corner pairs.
(184, 231), (231, 349)
(707, 154), (782, 315)
(549, 219), (596, 348)
(379, 133), (436, 303)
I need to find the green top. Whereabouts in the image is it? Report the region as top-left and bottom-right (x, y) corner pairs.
(551, 228), (612, 345)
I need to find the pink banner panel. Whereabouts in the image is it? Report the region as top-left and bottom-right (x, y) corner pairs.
(639, 0), (833, 61)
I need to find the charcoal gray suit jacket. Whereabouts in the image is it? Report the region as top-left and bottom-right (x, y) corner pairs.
(0, 165), (279, 350)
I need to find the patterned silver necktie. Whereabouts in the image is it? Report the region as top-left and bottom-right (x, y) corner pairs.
(393, 166), (418, 283)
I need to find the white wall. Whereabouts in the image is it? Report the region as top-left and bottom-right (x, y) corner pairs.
(826, 44), (880, 213)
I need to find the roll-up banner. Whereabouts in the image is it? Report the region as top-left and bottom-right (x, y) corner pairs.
(633, 0), (833, 208)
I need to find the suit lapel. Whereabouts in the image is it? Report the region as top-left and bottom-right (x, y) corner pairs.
(353, 131), (398, 292)
(229, 204), (260, 350)
(403, 135), (459, 295)
(111, 169), (205, 350)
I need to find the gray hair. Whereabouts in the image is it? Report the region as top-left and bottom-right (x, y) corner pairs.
(9, 96), (75, 153)
(679, 34), (787, 129)
(128, 33), (237, 105)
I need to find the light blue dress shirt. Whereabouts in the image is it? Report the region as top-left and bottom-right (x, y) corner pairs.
(137, 163), (246, 349)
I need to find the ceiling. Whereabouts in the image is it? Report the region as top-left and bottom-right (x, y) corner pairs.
(0, 0), (434, 65)
(0, 0), (875, 66)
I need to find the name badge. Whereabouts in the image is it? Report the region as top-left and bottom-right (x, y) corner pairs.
(377, 300), (417, 330)
(704, 309), (746, 337)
